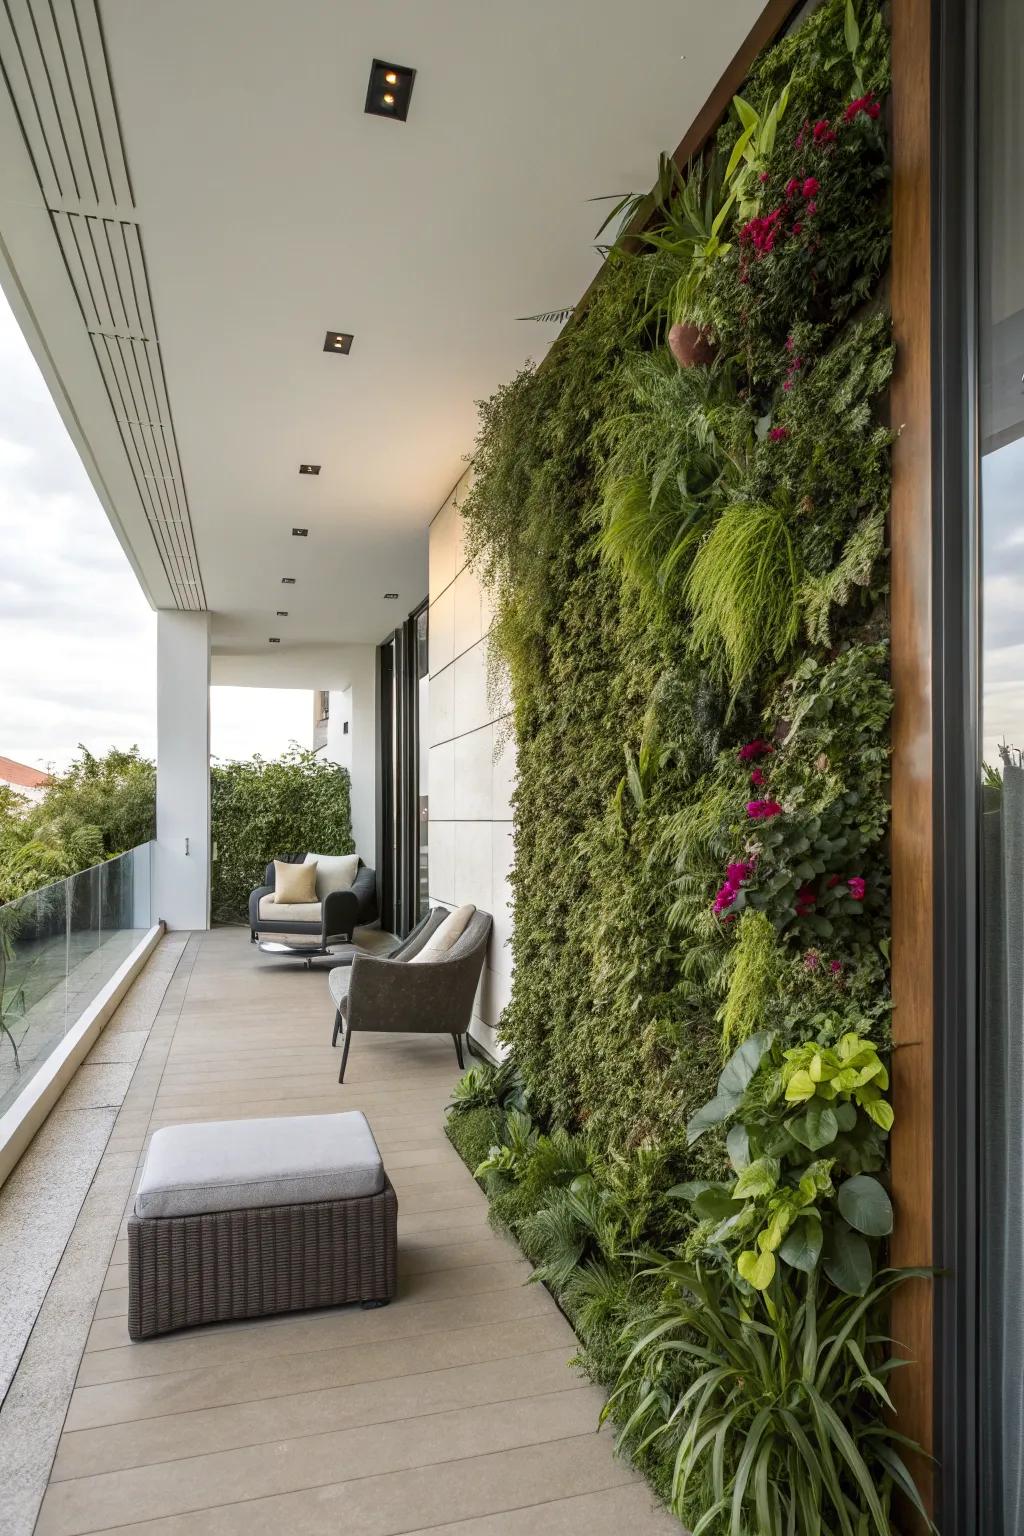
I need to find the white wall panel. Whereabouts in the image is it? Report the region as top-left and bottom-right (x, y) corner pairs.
(428, 466), (513, 1059)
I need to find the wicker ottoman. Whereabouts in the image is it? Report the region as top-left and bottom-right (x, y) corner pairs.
(127, 1111), (397, 1341)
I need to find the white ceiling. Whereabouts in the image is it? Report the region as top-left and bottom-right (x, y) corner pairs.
(0, 0), (761, 661)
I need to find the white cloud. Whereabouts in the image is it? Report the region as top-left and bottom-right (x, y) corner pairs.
(0, 293), (312, 773)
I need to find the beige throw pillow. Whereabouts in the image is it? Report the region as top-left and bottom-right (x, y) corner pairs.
(304, 852), (360, 902)
(409, 904), (475, 964)
(274, 859), (319, 904)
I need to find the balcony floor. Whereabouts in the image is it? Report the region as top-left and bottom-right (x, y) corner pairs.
(9, 926), (674, 1536)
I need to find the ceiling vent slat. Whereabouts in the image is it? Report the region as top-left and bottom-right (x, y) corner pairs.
(50, 210), (101, 330)
(50, 0), (118, 207)
(68, 0), (132, 209)
(0, 0), (66, 203)
(27, 0), (97, 203)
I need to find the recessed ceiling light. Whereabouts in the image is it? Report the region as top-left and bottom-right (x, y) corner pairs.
(268, 637), (281, 644)
(365, 59), (415, 121)
(323, 330), (353, 354)
(299, 463), (321, 476)
(384, 592), (399, 600)
(276, 610), (289, 616)
(292, 528), (309, 537)
(281, 576), (296, 584)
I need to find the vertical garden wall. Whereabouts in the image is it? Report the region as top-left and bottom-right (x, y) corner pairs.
(446, 2), (931, 1530)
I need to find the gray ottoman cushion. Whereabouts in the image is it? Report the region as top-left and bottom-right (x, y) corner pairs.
(135, 1110), (385, 1219)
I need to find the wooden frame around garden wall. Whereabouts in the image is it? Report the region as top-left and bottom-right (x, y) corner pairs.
(889, 0), (936, 1518)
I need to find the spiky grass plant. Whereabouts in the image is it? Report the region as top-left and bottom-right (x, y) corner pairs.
(685, 499), (801, 694)
(605, 1260), (935, 1536)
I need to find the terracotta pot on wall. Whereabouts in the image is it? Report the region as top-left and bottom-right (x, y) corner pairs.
(668, 321), (717, 368)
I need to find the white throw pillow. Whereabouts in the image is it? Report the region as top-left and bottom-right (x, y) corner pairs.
(304, 852), (360, 902)
(409, 904), (475, 964)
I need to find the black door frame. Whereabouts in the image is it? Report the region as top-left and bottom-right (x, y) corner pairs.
(932, 0), (981, 1528)
(375, 599), (428, 939)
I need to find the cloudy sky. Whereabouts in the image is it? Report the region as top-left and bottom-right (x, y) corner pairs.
(0, 292), (312, 773)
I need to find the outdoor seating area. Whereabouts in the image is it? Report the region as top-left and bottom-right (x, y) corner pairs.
(4, 926), (673, 1535)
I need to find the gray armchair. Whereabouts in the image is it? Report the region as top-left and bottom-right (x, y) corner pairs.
(329, 907), (492, 1083)
(249, 854), (378, 948)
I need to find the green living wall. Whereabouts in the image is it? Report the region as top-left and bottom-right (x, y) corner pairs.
(447, 3), (931, 1531)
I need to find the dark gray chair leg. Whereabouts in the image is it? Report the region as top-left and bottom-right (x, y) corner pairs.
(332, 1009), (342, 1048)
(338, 1025), (352, 1084)
(452, 1032), (465, 1070)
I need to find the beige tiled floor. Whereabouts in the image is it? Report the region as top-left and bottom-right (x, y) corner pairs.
(34, 927), (677, 1536)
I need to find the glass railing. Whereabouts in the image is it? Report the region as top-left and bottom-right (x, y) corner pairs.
(0, 842), (152, 1119)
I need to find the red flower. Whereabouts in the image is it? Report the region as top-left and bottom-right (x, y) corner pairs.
(750, 767), (766, 788)
(758, 171), (769, 183)
(713, 881), (739, 915)
(726, 860), (755, 886)
(792, 221), (803, 235)
(747, 799), (783, 820)
(844, 93), (881, 123)
(812, 118), (837, 145)
(827, 874), (841, 888)
(785, 177), (800, 199)
(795, 882), (817, 916)
(801, 176), (819, 198)
(805, 200), (818, 217)
(769, 426), (790, 442)
(738, 739), (774, 761)
(830, 960), (844, 975)
(847, 876), (866, 901)
(738, 208), (784, 258)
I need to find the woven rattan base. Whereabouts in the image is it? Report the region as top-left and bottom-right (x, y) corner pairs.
(127, 1180), (398, 1341)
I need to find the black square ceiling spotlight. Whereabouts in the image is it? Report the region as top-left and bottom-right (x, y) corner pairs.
(323, 331), (353, 354)
(292, 528), (309, 537)
(364, 59), (415, 121)
(276, 610), (289, 616)
(299, 463), (320, 475)
(281, 576), (296, 584)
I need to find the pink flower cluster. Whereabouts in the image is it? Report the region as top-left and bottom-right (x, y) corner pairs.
(747, 799), (783, 820)
(769, 425), (790, 443)
(738, 207), (784, 258)
(844, 93), (881, 122)
(750, 766), (767, 787)
(737, 739), (773, 762)
(713, 859), (755, 916)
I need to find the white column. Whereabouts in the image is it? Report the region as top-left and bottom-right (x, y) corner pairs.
(154, 611), (211, 930)
(347, 647), (377, 864)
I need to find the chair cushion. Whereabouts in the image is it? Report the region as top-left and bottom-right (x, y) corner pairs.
(409, 903), (476, 964)
(258, 894), (321, 924)
(134, 1111), (385, 1219)
(274, 859), (318, 903)
(328, 966), (353, 1009)
(304, 852), (360, 901)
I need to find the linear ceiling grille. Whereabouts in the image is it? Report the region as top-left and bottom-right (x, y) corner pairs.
(0, 0), (206, 609)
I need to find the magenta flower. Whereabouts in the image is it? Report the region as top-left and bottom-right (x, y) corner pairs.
(750, 767), (766, 788)
(844, 93), (881, 122)
(847, 877), (866, 901)
(795, 883), (817, 916)
(758, 170), (769, 183)
(830, 960), (844, 975)
(805, 200), (818, 217)
(784, 176), (800, 199)
(769, 426), (790, 442)
(726, 860), (754, 886)
(747, 799), (783, 820)
(713, 882), (738, 914)
(802, 176), (820, 198)
(812, 118), (837, 145)
(738, 739), (774, 762)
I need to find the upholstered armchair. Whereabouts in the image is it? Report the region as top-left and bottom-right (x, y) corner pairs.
(249, 853), (378, 948)
(329, 906), (492, 1082)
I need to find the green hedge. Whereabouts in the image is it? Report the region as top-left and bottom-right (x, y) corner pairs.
(210, 748), (353, 922)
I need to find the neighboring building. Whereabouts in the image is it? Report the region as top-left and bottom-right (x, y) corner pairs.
(0, 756), (50, 805)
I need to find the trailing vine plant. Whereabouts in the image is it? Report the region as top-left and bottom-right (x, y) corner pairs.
(446, 2), (930, 1531)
